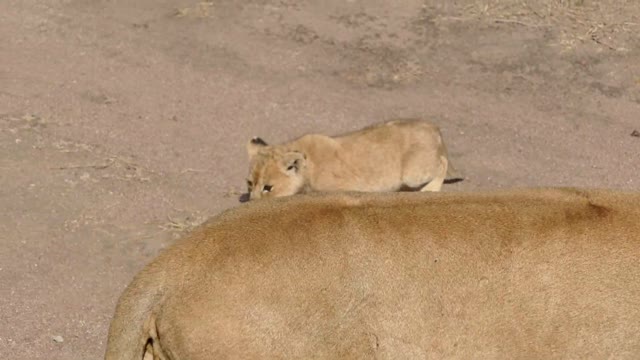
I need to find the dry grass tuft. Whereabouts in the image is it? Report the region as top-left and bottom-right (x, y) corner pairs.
(160, 212), (207, 236)
(223, 187), (244, 198)
(173, 1), (215, 18)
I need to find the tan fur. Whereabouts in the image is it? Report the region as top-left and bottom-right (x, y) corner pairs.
(243, 119), (459, 201)
(106, 188), (640, 359)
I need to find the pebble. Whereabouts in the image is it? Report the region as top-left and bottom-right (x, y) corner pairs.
(52, 335), (64, 343)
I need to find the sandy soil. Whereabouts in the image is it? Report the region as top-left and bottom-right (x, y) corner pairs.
(1, 0), (639, 359)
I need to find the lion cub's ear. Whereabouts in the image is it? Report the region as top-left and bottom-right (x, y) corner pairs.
(247, 137), (268, 157)
(281, 151), (306, 174)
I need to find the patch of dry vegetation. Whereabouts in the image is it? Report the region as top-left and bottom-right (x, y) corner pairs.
(452, 0), (639, 51)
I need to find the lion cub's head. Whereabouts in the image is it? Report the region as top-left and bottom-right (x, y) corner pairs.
(239, 137), (307, 202)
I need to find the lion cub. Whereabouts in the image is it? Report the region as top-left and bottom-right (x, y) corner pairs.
(241, 119), (460, 201)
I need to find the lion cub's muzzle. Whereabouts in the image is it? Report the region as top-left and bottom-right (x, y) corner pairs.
(238, 193), (251, 203)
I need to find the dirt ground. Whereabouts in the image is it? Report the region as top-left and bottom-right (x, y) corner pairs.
(1, 0), (639, 359)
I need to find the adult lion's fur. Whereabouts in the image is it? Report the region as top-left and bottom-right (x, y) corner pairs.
(106, 188), (640, 359)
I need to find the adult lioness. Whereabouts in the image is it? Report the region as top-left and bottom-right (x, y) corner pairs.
(106, 188), (640, 359)
(240, 119), (460, 202)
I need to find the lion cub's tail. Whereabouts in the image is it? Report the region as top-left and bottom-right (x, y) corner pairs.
(445, 161), (464, 181)
(104, 267), (165, 360)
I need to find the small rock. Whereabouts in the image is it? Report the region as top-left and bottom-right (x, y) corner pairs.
(631, 130), (640, 137)
(52, 335), (64, 343)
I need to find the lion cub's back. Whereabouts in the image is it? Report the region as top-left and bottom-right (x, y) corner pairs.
(332, 119), (443, 158)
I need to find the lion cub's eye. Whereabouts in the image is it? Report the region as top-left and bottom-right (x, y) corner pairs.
(262, 185), (272, 193)
(246, 180), (253, 190)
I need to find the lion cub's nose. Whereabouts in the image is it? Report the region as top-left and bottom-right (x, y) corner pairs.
(238, 193), (251, 203)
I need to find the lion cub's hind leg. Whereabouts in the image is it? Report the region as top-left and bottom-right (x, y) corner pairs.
(419, 155), (447, 192)
(401, 149), (448, 192)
